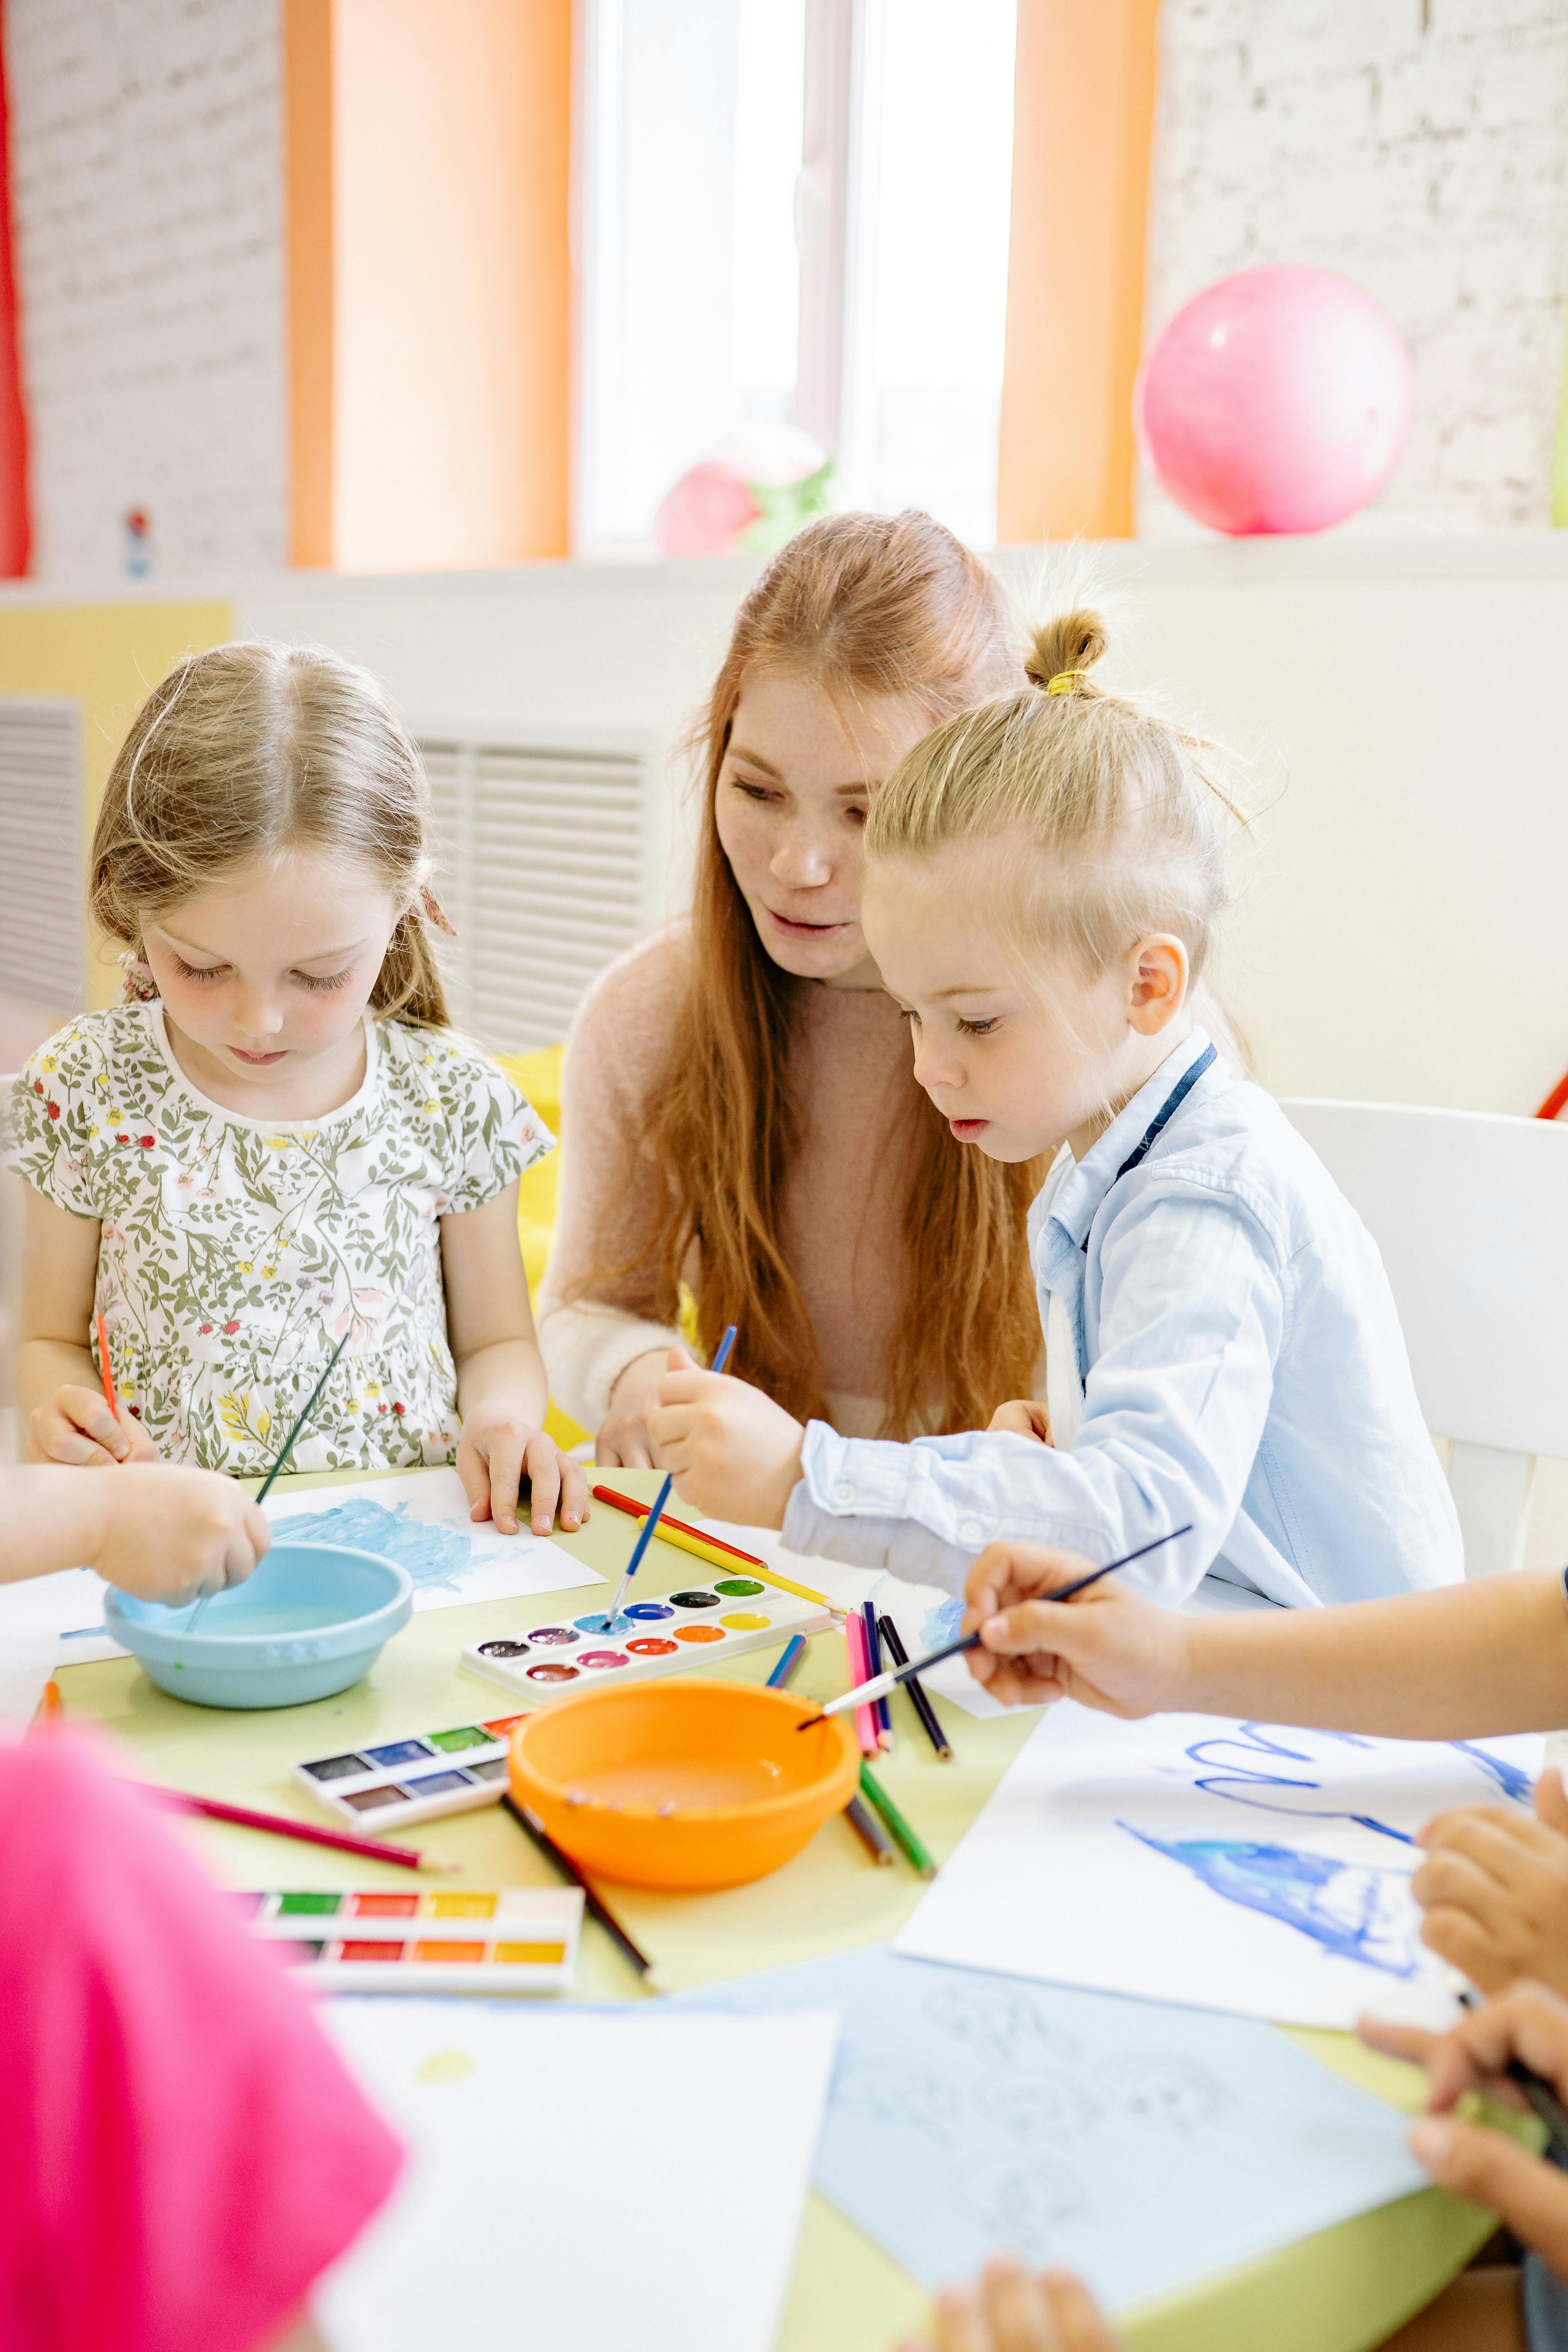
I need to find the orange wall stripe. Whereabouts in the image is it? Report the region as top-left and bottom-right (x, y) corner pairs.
(996, 0), (1161, 544)
(284, 0), (335, 568)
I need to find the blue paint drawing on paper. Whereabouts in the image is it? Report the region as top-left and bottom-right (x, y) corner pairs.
(672, 1944), (1423, 2306)
(1180, 1722), (1415, 1846)
(920, 1596), (964, 1653)
(1121, 1824), (1420, 1978)
(1452, 1740), (1534, 1805)
(270, 1496), (476, 1594)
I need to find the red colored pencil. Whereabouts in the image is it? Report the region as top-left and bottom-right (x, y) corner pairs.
(592, 1484), (763, 1566)
(153, 1788), (452, 1873)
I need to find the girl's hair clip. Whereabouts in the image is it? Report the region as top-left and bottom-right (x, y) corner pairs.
(1045, 669), (1088, 697)
(419, 884), (457, 937)
(118, 949), (159, 1002)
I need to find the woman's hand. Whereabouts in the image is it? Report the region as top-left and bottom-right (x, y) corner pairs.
(962, 1540), (1192, 1714)
(594, 1351), (670, 1470)
(1362, 1983), (1568, 2279)
(456, 1409), (588, 1538)
(988, 1399), (1053, 1444)
(89, 1464), (272, 1603)
(1410, 1771), (1568, 2000)
(29, 1383), (161, 1468)
(900, 2257), (1126, 2352)
(649, 1350), (805, 1530)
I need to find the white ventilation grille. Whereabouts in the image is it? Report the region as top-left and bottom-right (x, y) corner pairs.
(0, 698), (81, 1010)
(419, 736), (648, 1057)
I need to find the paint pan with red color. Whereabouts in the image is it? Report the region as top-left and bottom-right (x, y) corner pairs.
(246, 1885), (582, 1992)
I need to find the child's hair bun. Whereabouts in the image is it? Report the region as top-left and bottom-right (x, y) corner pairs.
(1024, 608), (1108, 695)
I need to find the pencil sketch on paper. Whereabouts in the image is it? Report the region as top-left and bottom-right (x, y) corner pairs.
(1121, 1826), (1421, 1978)
(267, 1493), (478, 1593)
(954, 2156), (1089, 2249)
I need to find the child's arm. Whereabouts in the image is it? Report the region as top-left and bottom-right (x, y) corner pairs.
(0, 1463), (271, 1601)
(440, 1182), (588, 1538)
(962, 1540), (1568, 1736)
(17, 1188), (158, 1465)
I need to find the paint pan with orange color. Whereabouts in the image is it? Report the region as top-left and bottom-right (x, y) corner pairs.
(237, 1884), (583, 1992)
(509, 1677), (860, 1891)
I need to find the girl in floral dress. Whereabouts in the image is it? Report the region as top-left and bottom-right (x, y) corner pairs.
(11, 641), (586, 1538)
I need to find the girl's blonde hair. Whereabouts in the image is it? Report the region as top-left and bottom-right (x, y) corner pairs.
(578, 508), (1049, 1438)
(865, 607), (1243, 986)
(90, 640), (451, 1026)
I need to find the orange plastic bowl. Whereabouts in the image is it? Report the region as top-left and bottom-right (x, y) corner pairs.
(508, 1677), (860, 1890)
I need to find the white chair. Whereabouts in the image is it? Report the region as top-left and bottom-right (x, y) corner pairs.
(1280, 1100), (1568, 1579)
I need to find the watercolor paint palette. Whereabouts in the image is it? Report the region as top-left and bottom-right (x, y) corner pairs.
(237, 1885), (583, 1992)
(293, 1714), (524, 1830)
(461, 1579), (835, 1706)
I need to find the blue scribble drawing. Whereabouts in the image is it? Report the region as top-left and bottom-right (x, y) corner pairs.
(1121, 1824), (1420, 1978)
(272, 1496), (476, 1594)
(1452, 1741), (1534, 1805)
(1180, 1722), (1415, 1846)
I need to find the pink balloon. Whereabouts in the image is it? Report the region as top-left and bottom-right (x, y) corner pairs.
(1137, 265), (1414, 535)
(653, 460), (761, 558)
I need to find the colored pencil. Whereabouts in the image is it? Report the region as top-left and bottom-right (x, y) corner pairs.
(844, 1609), (879, 1757)
(863, 1601), (893, 1749)
(591, 1485), (838, 1613)
(1459, 1987), (1568, 2160)
(599, 1325), (738, 1629)
(878, 1613), (951, 1760)
(155, 1788), (446, 1872)
(843, 1792), (895, 1866)
(96, 1311), (120, 1423)
(794, 1525), (1194, 1730)
(859, 1761), (935, 1878)
(766, 1633), (807, 1689)
(501, 1794), (666, 1993)
(184, 1330), (352, 1641)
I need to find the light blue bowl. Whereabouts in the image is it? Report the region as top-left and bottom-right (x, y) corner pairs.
(104, 1540), (414, 1710)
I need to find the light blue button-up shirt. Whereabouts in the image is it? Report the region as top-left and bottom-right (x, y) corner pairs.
(782, 1029), (1463, 1608)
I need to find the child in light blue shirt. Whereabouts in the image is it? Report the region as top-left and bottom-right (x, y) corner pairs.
(649, 603), (1461, 1610)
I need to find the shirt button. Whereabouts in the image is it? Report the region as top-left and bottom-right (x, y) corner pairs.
(832, 1482), (856, 1506)
(960, 1520), (983, 1545)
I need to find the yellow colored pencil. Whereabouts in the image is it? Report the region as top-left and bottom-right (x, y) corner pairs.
(591, 1483), (839, 1613)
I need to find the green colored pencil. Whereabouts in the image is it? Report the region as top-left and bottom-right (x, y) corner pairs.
(859, 1760), (935, 1878)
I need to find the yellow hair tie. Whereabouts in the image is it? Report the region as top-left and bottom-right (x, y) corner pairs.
(1046, 669), (1087, 697)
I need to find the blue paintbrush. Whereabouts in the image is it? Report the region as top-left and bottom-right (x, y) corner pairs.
(593, 1323), (738, 1633)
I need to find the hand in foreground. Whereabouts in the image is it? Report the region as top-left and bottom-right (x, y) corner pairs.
(90, 1464), (272, 1604)
(29, 1382), (160, 1468)
(456, 1411), (588, 1537)
(1360, 1982), (1568, 2280)
(987, 1399), (1053, 1443)
(1410, 1771), (1568, 2001)
(594, 1351), (668, 1471)
(962, 1541), (1190, 1714)
(649, 1349), (805, 1530)
(900, 2257), (1126, 2352)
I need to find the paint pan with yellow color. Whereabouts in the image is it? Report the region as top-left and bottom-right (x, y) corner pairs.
(509, 1678), (860, 1891)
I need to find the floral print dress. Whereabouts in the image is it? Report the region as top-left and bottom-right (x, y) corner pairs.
(11, 1005), (551, 1476)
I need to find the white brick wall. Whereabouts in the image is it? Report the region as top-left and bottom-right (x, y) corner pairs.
(1142, 1), (1568, 535)
(5, 0), (287, 584)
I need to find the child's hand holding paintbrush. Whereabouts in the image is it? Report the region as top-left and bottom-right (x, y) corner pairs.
(959, 1535), (1198, 1713)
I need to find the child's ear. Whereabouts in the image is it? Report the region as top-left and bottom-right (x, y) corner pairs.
(1126, 934), (1189, 1035)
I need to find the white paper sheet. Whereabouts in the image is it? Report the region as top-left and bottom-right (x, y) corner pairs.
(263, 1466), (603, 1611)
(314, 2002), (837, 2352)
(895, 1702), (1545, 2030)
(0, 1564), (124, 1667)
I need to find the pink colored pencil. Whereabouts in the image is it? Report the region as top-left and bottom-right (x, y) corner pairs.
(845, 1613), (879, 1757)
(152, 1788), (451, 1873)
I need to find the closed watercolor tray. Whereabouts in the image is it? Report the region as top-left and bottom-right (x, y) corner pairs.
(460, 1581), (835, 1706)
(238, 1886), (583, 1992)
(293, 1714), (526, 1830)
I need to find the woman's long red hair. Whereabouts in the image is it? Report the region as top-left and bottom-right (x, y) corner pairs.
(587, 510), (1047, 1436)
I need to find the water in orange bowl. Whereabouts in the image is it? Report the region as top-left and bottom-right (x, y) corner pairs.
(509, 1677), (859, 1890)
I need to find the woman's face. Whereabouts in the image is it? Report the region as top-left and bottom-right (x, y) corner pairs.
(714, 671), (932, 987)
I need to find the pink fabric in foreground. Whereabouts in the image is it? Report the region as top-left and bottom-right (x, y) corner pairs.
(0, 1735), (403, 2352)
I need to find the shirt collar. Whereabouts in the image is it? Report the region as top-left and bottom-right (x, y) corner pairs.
(1046, 1027), (1217, 1254)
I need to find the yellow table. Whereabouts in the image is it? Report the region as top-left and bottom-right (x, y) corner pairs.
(58, 1466), (1501, 2352)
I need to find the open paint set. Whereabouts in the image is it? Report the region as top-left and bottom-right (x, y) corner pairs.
(236, 1884), (583, 1990)
(293, 1714), (525, 1828)
(459, 1579), (835, 1706)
